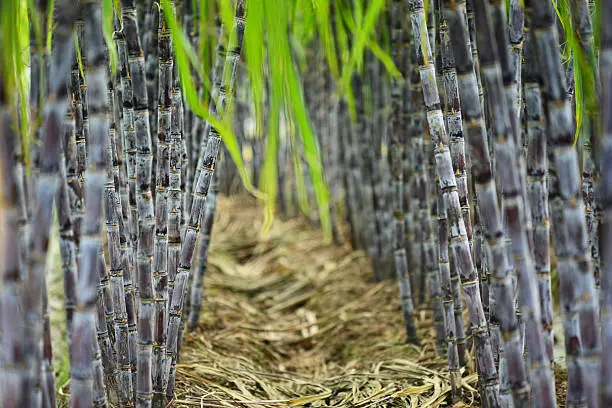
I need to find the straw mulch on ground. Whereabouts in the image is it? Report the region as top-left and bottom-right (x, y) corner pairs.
(172, 196), (479, 407)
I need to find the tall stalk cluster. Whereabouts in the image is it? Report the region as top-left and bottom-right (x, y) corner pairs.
(1, 0), (612, 406)
(0, 0), (248, 406)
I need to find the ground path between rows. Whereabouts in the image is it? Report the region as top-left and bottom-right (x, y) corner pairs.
(173, 196), (474, 407)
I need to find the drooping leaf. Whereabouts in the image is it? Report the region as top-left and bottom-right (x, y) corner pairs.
(103, 0), (118, 74)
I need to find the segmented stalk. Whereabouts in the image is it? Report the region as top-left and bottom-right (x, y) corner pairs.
(437, 183), (462, 400)
(144, 2), (159, 167)
(165, 64), (184, 398)
(95, 249), (119, 403)
(570, 0), (601, 320)
(436, 3), (469, 366)
(406, 0), (500, 404)
(523, 33), (554, 366)
(405, 30), (445, 352)
(599, 0), (612, 405)
(464, 0), (489, 323)
(70, 55), (85, 243)
(70, 1), (111, 406)
(121, 1), (157, 405)
(527, 0), (601, 406)
(107, 69), (134, 405)
(152, 5), (173, 405)
(165, 0), (247, 393)
(390, 0), (418, 344)
(24, 3), (76, 405)
(114, 15), (140, 399)
(187, 173), (218, 330)
(58, 107), (78, 354)
(76, 20), (90, 179)
(0, 75), (30, 408)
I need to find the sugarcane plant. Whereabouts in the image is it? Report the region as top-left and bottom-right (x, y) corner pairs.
(1, 0), (612, 406)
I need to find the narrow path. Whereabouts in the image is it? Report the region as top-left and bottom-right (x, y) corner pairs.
(172, 197), (477, 407)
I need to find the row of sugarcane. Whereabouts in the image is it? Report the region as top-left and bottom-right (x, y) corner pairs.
(285, 0), (612, 407)
(0, 0), (247, 406)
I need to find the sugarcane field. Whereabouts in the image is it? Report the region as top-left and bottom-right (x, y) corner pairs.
(2, 0), (612, 406)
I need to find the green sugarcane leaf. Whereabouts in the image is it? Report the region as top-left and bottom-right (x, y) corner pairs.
(289, 124), (311, 215)
(244, 0), (265, 138)
(45, 0), (55, 54)
(27, 0), (42, 51)
(74, 35), (85, 85)
(368, 39), (401, 79)
(103, 0), (118, 74)
(4, 0), (31, 154)
(219, 0), (234, 46)
(554, 0), (598, 146)
(552, 0), (572, 61)
(197, 0), (215, 109)
(260, 0), (283, 233)
(333, 0), (356, 119)
(313, 0), (339, 79)
(339, 0), (385, 90)
(574, 56), (584, 145)
(285, 62), (331, 239)
(593, 0), (600, 53)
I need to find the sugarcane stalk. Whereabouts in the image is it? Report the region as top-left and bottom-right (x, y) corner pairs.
(144, 2), (159, 170)
(505, 0), (529, 354)
(95, 249), (119, 404)
(463, 0), (489, 324)
(70, 55), (86, 244)
(599, 0), (612, 405)
(187, 173), (218, 330)
(0, 73), (30, 408)
(76, 20), (90, 180)
(436, 1), (470, 366)
(164, 63), (184, 398)
(120, 1), (158, 405)
(527, 0), (601, 406)
(189, 17), (224, 218)
(390, 0), (418, 344)
(185, 10), (225, 333)
(407, 0), (501, 404)
(570, 0), (601, 321)
(436, 181), (462, 400)
(164, 0), (247, 395)
(58, 106), (79, 356)
(167, 57), (184, 318)
(41, 282), (56, 408)
(69, 1), (112, 406)
(403, 26), (445, 352)
(114, 14), (140, 400)
(522, 32), (554, 367)
(152, 4), (173, 405)
(106, 67), (135, 406)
